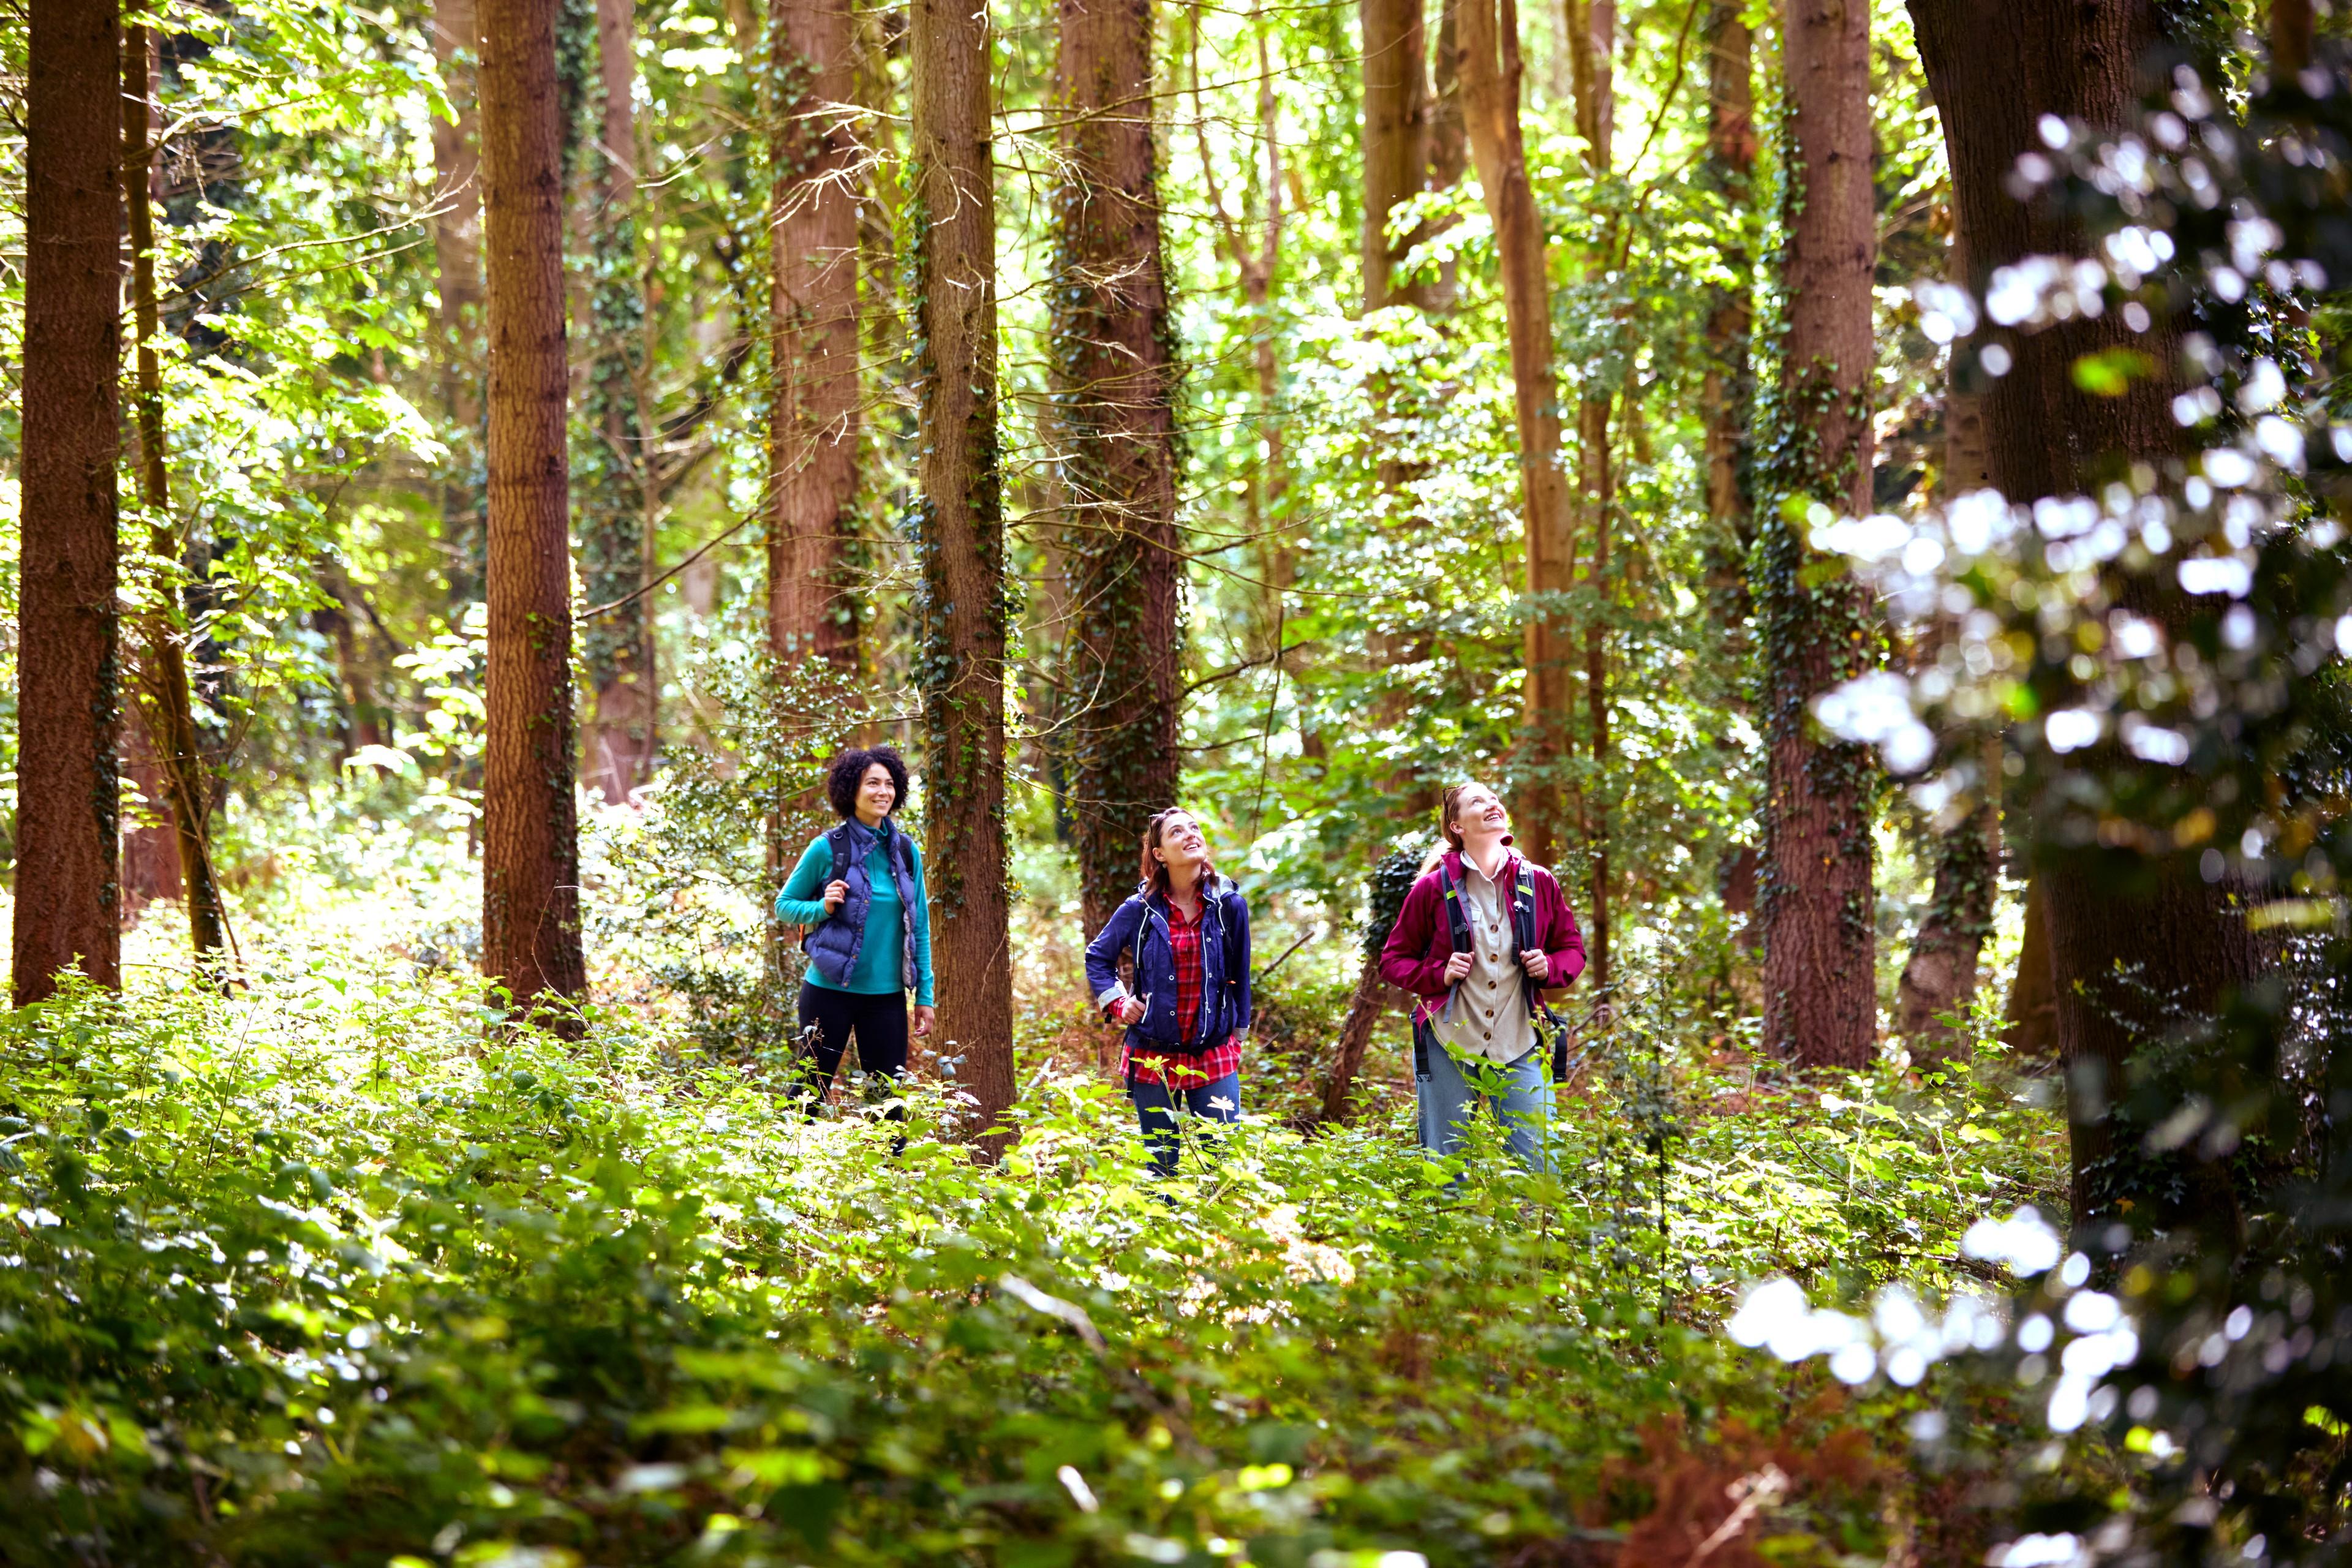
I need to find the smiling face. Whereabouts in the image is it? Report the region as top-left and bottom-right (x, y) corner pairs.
(1446, 783), (1509, 846)
(1152, 811), (1208, 873)
(857, 762), (900, 822)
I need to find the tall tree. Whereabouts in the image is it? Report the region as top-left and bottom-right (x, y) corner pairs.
(13, 0), (123, 1005)
(1453, 0), (1575, 869)
(1894, 222), (1998, 1057)
(1908, 0), (2267, 1226)
(579, 0), (655, 803)
(1360, 0), (1428, 312)
(123, 19), (232, 969)
(767, 0), (864, 671)
(910, 0), (1015, 1150)
(431, 0), (488, 608)
(1054, 0), (1183, 936)
(1571, 0), (1612, 990)
(479, 0), (588, 1017)
(1757, 0), (1878, 1069)
(1698, 1), (1756, 639)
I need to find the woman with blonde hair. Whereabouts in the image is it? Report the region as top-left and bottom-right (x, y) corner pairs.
(1378, 782), (1585, 1170)
(1082, 808), (1253, 1177)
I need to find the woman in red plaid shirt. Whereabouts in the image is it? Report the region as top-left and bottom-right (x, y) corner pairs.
(1082, 809), (1253, 1177)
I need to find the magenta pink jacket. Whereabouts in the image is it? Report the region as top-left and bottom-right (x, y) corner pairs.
(1377, 848), (1587, 1020)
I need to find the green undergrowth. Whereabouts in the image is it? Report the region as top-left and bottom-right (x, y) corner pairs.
(0, 889), (2062, 1567)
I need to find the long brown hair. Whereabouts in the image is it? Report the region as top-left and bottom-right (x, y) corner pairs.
(1139, 808), (1215, 900)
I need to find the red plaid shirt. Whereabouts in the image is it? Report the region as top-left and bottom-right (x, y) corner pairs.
(1111, 897), (1243, 1088)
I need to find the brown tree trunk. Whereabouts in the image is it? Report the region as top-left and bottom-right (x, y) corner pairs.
(2273, 0), (2312, 75)
(2002, 871), (2057, 1057)
(1454, 0), (1575, 867)
(767, 0), (863, 671)
(579, 0), (655, 805)
(479, 0), (587, 1018)
(1360, 0), (1428, 312)
(1572, 0), (1612, 990)
(120, 716), (183, 912)
(1910, 0), (2269, 1229)
(432, 0), (487, 608)
(1757, 0), (1877, 1069)
(14, 0), (123, 1004)
(1319, 955), (1389, 1123)
(123, 21), (232, 971)
(1055, 0), (1183, 938)
(1698, 1), (1755, 636)
(911, 0), (1015, 1153)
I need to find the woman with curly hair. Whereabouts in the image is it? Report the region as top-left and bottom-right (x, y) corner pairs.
(773, 745), (935, 1107)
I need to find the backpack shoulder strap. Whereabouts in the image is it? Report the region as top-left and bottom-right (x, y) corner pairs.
(1512, 861), (1540, 951)
(825, 824), (855, 886)
(1438, 862), (1471, 954)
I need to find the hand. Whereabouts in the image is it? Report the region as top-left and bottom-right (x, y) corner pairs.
(1520, 948), (1550, 982)
(1118, 997), (1147, 1025)
(822, 879), (848, 914)
(912, 1005), (935, 1038)
(1443, 951), (1474, 984)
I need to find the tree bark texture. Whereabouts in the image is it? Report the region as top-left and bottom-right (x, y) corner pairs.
(1896, 802), (1997, 1055)
(1698, 1), (1756, 636)
(479, 0), (588, 1016)
(1757, 0), (1877, 1069)
(1453, 0), (1576, 869)
(1360, 0), (1429, 311)
(1054, 0), (1183, 938)
(911, 0), (1016, 1153)
(1910, 0), (2271, 1228)
(1572, 0), (1611, 990)
(1319, 955), (1389, 1124)
(579, 0), (655, 804)
(124, 21), (231, 968)
(14, 0), (123, 1004)
(432, 0), (488, 608)
(767, 0), (864, 671)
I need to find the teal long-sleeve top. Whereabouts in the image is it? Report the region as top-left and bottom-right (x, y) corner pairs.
(774, 826), (936, 1007)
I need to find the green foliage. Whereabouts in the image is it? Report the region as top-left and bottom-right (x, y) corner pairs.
(0, 862), (2065, 1564)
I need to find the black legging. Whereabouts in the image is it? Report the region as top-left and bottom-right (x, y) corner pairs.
(796, 981), (909, 1118)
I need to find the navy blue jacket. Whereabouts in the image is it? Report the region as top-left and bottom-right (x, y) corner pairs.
(1082, 877), (1253, 1055)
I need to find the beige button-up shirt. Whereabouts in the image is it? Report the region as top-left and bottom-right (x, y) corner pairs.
(1428, 854), (1537, 1065)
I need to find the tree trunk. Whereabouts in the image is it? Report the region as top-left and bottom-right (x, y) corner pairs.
(1360, 0), (1428, 312)
(1757, 0), (1877, 1069)
(2002, 871), (2057, 1057)
(432, 0), (488, 609)
(1698, 1), (1755, 637)
(767, 0), (864, 671)
(479, 0), (587, 1019)
(14, 0), (123, 1004)
(1572, 0), (1611, 991)
(1453, 0), (1575, 867)
(1055, 0), (1183, 938)
(1910, 0), (2270, 1230)
(2273, 0), (2312, 75)
(1319, 955), (1389, 1124)
(911, 0), (1015, 1154)
(579, 0), (655, 805)
(1896, 228), (1995, 1061)
(123, 21), (232, 971)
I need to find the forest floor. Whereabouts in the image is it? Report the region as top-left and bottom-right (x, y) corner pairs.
(0, 835), (2072, 1566)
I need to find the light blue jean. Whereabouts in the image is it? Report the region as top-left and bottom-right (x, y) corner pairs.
(1129, 1071), (1241, 1177)
(1415, 1038), (1551, 1173)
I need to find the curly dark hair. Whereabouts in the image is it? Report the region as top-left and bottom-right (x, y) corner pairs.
(824, 746), (911, 820)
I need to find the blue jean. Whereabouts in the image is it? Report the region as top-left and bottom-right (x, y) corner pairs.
(1129, 1071), (1241, 1177)
(1415, 1036), (1551, 1173)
